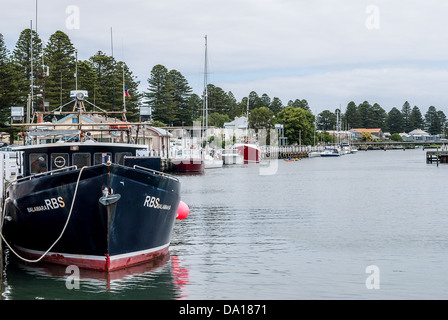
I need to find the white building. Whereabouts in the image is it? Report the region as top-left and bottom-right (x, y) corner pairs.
(400, 129), (441, 142)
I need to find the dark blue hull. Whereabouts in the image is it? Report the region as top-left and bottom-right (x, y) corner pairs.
(3, 164), (181, 271)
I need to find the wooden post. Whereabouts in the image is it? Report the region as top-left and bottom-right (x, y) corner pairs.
(437, 147), (439, 167)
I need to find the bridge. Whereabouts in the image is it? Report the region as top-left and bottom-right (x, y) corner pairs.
(351, 141), (447, 147)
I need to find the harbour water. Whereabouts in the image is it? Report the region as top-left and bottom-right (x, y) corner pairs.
(2, 148), (448, 300)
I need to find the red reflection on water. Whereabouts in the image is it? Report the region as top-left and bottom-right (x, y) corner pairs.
(171, 255), (190, 298)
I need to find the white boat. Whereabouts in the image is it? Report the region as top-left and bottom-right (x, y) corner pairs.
(222, 148), (244, 165)
(320, 146), (341, 157)
(308, 151), (321, 158)
(340, 142), (352, 155)
(204, 150), (223, 169)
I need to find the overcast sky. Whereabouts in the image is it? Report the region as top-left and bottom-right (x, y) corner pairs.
(2, 0), (448, 115)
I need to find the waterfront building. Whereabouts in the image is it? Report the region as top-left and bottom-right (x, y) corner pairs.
(400, 129), (442, 142)
(350, 128), (385, 140)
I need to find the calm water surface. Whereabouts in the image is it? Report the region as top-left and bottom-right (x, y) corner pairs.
(2, 148), (448, 299)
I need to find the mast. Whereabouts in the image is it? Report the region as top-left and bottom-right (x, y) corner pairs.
(122, 64), (127, 121)
(203, 35), (208, 136)
(29, 20), (33, 125)
(246, 96), (249, 142)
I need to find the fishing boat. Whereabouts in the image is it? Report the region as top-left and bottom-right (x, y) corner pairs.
(1, 141), (184, 271)
(1, 89), (188, 272)
(172, 148), (205, 173)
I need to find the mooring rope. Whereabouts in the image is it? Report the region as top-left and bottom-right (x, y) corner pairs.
(0, 166), (87, 263)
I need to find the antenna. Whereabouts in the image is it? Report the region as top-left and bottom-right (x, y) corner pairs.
(75, 48), (78, 90)
(110, 27), (114, 58)
(35, 0), (38, 34)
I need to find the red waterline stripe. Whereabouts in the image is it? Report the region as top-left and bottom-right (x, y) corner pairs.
(14, 244), (170, 271)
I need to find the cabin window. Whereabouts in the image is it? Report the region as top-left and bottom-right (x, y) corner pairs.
(73, 153), (91, 168)
(30, 153), (48, 174)
(94, 152), (112, 165)
(115, 152), (132, 165)
(51, 153), (69, 170)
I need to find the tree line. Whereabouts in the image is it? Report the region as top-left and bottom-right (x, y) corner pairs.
(317, 101), (446, 136)
(0, 29), (141, 127)
(1, 28), (446, 146)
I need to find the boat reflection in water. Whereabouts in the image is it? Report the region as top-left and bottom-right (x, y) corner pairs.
(2, 251), (190, 299)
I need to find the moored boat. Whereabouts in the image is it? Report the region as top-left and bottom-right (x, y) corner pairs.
(1, 141), (184, 271)
(233, 143), (260, 164)
(204, 152), (223, 169)
(308, 151), (321, 158)
(320, 146), (341, 157)
(172, 148), (204, 173)
(221, 148), (244, 165)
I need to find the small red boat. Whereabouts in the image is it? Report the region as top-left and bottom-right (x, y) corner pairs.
(172, 148), (204, 173)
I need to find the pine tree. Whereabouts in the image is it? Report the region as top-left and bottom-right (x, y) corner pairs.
(89, 51), (118, 110)
(437, 110), (446, 136)
(226, 91), (239, 119)
(0, 33), (13, 122)
(186, 93), (202, 125)
(344, 101), (361, 129)
(207, 84), (229, 116)
(75, 60), (97, 104)
(167, 69), (192, 126)
(401, 101), (412, 133)
(146, 64), (170, 124)
(316, 110), (336, 130)
(122, 62), (141, 122)
(370, 103), (387, 129)
(43, 30), (76, 109)
(358, 101), (373, 128)
(425, 106), (440, 135)
(269, 97), (283, 116)
(387, 107), (404, 134)
(11, 28), (43, 106)
(409, 106), (424, 131)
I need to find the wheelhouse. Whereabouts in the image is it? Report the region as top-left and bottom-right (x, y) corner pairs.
(13, 142), (148, 177)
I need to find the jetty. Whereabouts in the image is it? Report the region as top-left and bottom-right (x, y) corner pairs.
(426, 149), (448, 165)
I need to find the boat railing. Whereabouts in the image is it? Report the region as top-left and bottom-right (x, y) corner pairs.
(15, 165), (79, 183)
(132, 165), (179, 182)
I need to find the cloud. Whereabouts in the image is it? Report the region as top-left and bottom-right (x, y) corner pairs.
(2, 0), (448, 114)
(221, 67), (448, 113)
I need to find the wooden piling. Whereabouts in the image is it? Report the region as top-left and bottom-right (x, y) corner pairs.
(437, 147), (439, 167)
